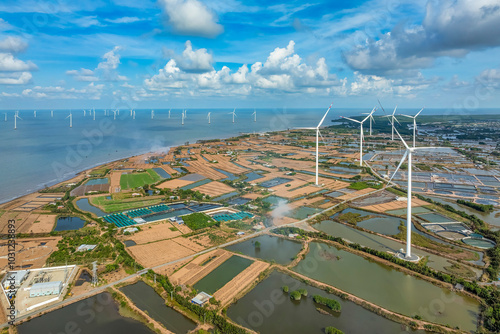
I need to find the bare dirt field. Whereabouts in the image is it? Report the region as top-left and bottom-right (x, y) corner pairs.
(185, 157), (226, 180)
(123, 221), (182, 244)
(1, 193), (64, 212)
(70, 182), (110, 197)
(271, 216), (299, 226)
(0, 211), (35, 234)
(170, 249), (232, 285)
(127, 238), (196, 268)
(157, 178), (195, 189)
(337, 188), (376, 201)
(0, 237), (61, 273)
(192, 181), (235, 197)
(241, 193), (262, 200)
(213, 260), (270, 306)
(27, 214), (57, 233)
(362, 197), (428, 212)
(110, 171), (124, 193)
(172, 236), (206, 252)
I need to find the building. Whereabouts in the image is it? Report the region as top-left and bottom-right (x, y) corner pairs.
(191, 292), (212, 306)
(76, 244), (97, 252)
(29, 281), (63, 298)
(3, 270), (30, 289)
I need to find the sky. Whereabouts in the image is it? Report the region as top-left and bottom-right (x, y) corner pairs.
(0, 0), (500, 110)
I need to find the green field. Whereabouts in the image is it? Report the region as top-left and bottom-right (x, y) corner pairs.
(91, 196), (162, 212)
(120, 169), (162, 189)
(183, 213), (217, 230)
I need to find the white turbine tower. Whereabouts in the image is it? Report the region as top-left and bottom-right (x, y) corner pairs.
(66, 111), (73, 128)
(4, 113), (6, 122)
(151, 110), (154, 119)
(51, 110), (54, 118)
(168, 109), (171, 119)
(33, 110), (36, 118)
(362, 107), (376, 136)
(229, 109), (236, 123)
(130, 109), (133, 117)
(113, 109), (117, 120)
(207, 112), (211, 124)
(399, 108), (424, 147)
(14, 112), (22, 130)
(379, 101), (399, 141)
(251, 109), (257, 122)
(133, 110), (136, 120)
(295, 104), (333, 185)
(83, 109), (86, 117)
(387, 129), (443, 261)
(341, 110), (373, 166)
(93, 107), (96, 120)
(181, 110), (185, 125)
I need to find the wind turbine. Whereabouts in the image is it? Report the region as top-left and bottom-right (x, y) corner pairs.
(229, 109), (236, 123)
(387, 129), (443, 261)
(51, 110), (53, 118)
(93, 108), (96, 120)
(341, 110), (373, 166)
(181, 110), (185, 125)
(399, 108), (424, 147)
(379, 101), (399, 141)
(66, 111), (73, 128)
(295, 103), (333, 185)
(14, 112), (22, 129)
(252, 109), (257, 122)
(4, 113), (6, 122)
(33, 110), (36, 118)
(113, 109), (117, 120)
(130, 109), (133, 117)
(362, 107), (376, 136)
(207, 112), (211, 124)
(168, 109), (171, 119)
(83, 109), (86, 117)
(151, 110), (154, 119)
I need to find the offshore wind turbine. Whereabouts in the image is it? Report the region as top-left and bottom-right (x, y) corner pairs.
(4, 113), (6, 122)
(341, 110), (373, 166)
(387, 129), (443, 261)
(14, 112), (22, 129)
(83, 109), (86, 117)
(151, 110), (154, 119)
(207, 112), (211, 124)
(66, 111), (73, 128)
(113, 109), (117, 120)
(400, 108), (424, 147)
(181, 110), (185, 125)
(133, 110), (136, 120)
(379, 101), (399, 141)
(168, 109), (171, 119)
(33, 110), (36, 118)
(51, 110), (53, 118)
(252, 109), (257, 122)
(93, 108), (96, 120)
(362, 107), (376, 136)
(229, 109), (236, 123)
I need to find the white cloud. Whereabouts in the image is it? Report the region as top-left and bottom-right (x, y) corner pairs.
(21, 82), (105, 100)
(66, 68), (99, 82)
(105, 16), (142, 24)
(73, 15), (102, 28)
(0, 53), (37, 72)
(344, 0), (500, 74)
(0, 19), (14, 31)
(144, 40), (339, 97)
(66, 46), (127, 82)
(0, 71), (32, 84)
(0, 36), (28, 53)
(1, 91), (20, 97)
(158, 0), (223, 38)
(348, 71), (433, 98)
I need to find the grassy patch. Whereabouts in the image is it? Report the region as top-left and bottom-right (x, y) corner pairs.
(91, 196), (162, 212)
(336, 212), (366, 225)
(347, 181), (382, 190)
(226, 220), (253, 230)
(183, 213), (217, 230)
(120, 169), (162, 189)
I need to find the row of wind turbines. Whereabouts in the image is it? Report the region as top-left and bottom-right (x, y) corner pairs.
(6, 108), (258, 129)
(303, 103), (435, 261)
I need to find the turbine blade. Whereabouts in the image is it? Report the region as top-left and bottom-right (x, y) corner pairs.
(318, 129), (326, 144)
(412, 146), (445, 151)
(394, 127), (409, 149)
(341, 116), (361, 123)
(415, 108), (424, 117)
(317, 103), (333, 128)
(377, 99), (387, 115)
(399, 114), (414, 118)
(393, 115), (401, 125)
(392, 106), (397, 116)
(388, 150), (408, 184)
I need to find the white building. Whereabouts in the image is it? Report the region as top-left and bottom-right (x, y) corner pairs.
(29, 281), (63, 298)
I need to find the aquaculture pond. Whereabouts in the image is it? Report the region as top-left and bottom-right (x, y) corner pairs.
(54, 216), (85, 231)
(425, 195), (500, 226)
(287, 206), (322, 220)
(193, 255), (253, 294)
(227, 271), (426, 334)
(124, 240), (137, 247)
(75, 198), (107, 217)
(262, 195), (287, 208)
(332, 208), (402, 236)
(17, 293), (153, 334)
(226, 235), (303, 265)
(313, 220), (482, 278)
(212, 191), (239, 201)
(243, 171), (265, 182)
(213, 167), (239, 181)
(152, 167), (171, 179)
(142, 208), (193, 222)
(120, 281), (197, 333)
(417, 213), (455, 223)
(86, 177), (109, 185)
(293, 242), (480, 332)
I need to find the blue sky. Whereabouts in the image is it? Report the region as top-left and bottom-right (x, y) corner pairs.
(0, 0), (500, 110)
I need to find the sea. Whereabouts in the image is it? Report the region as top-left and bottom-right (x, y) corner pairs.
(0, 108), (498, 204)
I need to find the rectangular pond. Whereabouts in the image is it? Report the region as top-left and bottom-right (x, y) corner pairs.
(243, 171), (265, 182)
(226, 235), (303, 265)
(54, 216), (85, 231)
(17, 292), (153, 334)
(120, 281), (197, 333)
(227, 271), (426, 334)
(293, 241), (480, 332)
(287, 206), (322, 220)
(260, 177), (292, 188)
(75, 198), (107, 217)
(193, 255), (253, 294)
(417, 213), (456, 223)
(152, 167), (171, 179)
(86, 178), (109, 185)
